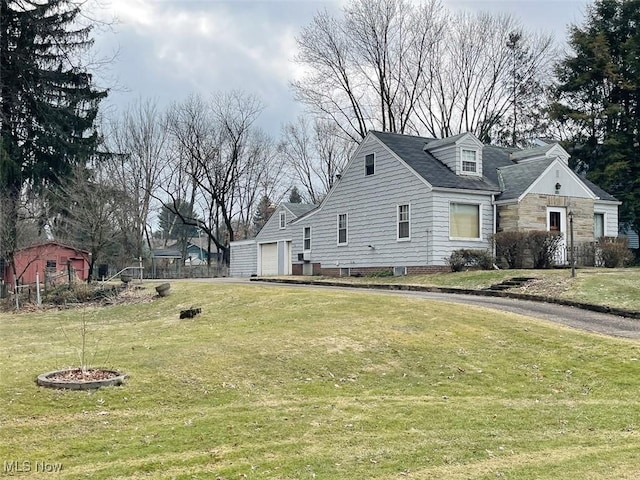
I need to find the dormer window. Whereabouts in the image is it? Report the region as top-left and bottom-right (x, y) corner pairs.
(461, 149), (478, 174)
(365, 153), (375, 176)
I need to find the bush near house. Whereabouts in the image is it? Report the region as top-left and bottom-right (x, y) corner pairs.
(447, 249), (494, 272)
(598, 236), (634, 268)
(492, 230), (563, 269)
(492, 231), (528, 268)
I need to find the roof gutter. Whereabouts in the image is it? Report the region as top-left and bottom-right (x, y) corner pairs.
(432, 187), (501, 196)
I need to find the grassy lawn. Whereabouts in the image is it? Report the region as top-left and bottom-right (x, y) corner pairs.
(2, 281), (640, 479)
(303, 267), (640, 311)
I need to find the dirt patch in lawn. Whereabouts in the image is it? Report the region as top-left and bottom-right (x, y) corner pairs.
(512, 275), (573, 297)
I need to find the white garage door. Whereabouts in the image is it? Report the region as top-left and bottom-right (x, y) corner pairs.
(260, 243), (278, 276)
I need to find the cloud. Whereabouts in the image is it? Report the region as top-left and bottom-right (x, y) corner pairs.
(90, 0), (324, 134)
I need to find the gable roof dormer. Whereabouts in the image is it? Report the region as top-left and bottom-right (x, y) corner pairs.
(510, 143), (570, 165)
(424, 132), (484, 177)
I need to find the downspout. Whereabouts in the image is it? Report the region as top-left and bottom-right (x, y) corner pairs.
(492, 194), (497, 261)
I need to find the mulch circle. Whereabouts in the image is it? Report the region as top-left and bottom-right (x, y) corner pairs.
(37, 368), (127, 390)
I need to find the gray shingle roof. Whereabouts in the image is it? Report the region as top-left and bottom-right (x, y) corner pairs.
(371, 131), (501, 192)
(581, 177), (618, 202)
(496, 157), (555, 201)
(370, 131), (618, 203)
(283, 202), (317, 217)
(423, 132), (470, 150)
(509, 143), (557, 161)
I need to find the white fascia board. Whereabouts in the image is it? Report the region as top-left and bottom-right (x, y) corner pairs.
(230, 239), (256, 246)
(547, 143), (570, 162)
(518, 158), (596, 202)
(595, 199), (623, 206)
(257, 238), (292, 244)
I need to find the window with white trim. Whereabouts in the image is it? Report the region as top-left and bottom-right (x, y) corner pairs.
(303, 227), (311, 251)
(398, 204), (410, 240)
(365, 153), (375, 176)
(461, 149), (478, 174)
(279, 211), (286, 229)
(337, 213), (348, 245)
(450, 203), (480, 239)
(594, 213), (605, 240)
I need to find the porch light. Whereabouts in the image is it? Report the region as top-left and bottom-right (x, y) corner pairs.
(555, 182), (561, 191)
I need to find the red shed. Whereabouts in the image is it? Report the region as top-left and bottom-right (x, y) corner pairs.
(3, 241), (90, 286)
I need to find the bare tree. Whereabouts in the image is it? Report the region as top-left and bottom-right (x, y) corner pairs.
(232, 129), (286, 240)
(48, 165), (123, 282)
(280, 116), (352, 203)
(292, 0), (556, 142)
(292, 0), (445, 142)
(105, 99), (169, 259)
(161, 91), (282, 265)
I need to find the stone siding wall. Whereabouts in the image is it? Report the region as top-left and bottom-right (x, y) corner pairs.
(498, 194), (595, 243)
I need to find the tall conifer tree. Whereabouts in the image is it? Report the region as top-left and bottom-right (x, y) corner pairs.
(0, 0), (106, 276)
(551, 0), (640, 234)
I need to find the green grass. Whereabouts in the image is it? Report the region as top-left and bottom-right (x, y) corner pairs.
(310, 267), (640, 311)
(2, 282), (640, 478)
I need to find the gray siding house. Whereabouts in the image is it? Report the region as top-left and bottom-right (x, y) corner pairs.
(230, 202), (316, 277)
(230, 131), (620, 277)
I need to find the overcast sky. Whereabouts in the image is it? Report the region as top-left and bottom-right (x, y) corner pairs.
(89, 0), (591, 136)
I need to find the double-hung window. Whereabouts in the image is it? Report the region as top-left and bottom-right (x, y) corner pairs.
(461, 149), (478, 174)
(398, 204), (410, 240)
(450, 203), (480, 239)
(303, 227), (311, 251)
(337, 214), (348, 245)
(279, 212), (286, 229)
(594, 213), (605, 240)
(365, 153), (375, 176)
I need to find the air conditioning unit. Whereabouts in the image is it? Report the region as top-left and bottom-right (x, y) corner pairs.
(303, 251), (311, 262)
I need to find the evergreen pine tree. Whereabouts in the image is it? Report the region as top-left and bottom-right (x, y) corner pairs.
(0, 0), (106, 274)
(550, 0), (640, 234)
(252, 195), (275, 235)
(288, 186), (303, 203)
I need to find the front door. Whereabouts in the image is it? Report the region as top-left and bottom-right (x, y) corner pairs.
(547, 207), (567, 264)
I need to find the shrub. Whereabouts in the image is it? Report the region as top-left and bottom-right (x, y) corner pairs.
(367, 269), (394, 278)
(526, 231), (563, 269)
(447, 249), (494, 272)
(598, 237), (633, 268)
(492, 231), (528, 268)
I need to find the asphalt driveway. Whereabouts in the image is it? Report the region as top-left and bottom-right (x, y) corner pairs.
(238, 279), (640, 340)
